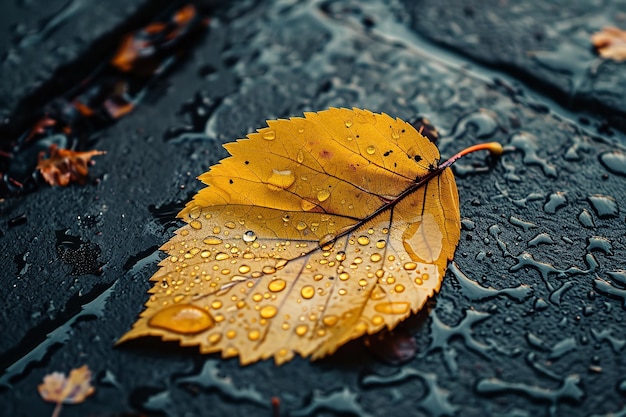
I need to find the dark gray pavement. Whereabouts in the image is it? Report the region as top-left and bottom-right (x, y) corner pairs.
(1, 1), (625, 416)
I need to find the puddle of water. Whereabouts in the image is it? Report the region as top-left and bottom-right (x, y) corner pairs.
(0, 280), (118, 388)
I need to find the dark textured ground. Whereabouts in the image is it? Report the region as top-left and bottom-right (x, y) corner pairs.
(1, 0), (625, 416)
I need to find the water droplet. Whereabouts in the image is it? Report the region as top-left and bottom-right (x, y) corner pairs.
(226, 330), (237, 339)
(403, 262), (417, 271)
(336, 251), (346, 261)
(345, 119), (353, 128)
(370, 253), (382, 262)
(375, 301), (410, 314)
(267, 169), (295, 190)
(190, 220), (202, 230)
(200, 251), (210, 258)
(366, 145), (376, 155)
(295, 324), (308, 336)
(282, 214), (291, 222)
(252, 293), (263, 302)
(322, 315), (338, 327)
(372, 315), (384, 325)
(391, 129), (400, 139)
(394, 284), (405, 293)
(317, 189), (331, 202)
(588, 194), (619, 219)
(243, 230), (257, 242)
(296, 221), (307, 231)
(208, 333), (221, 344)
(268, 279), (286, 292)
(224, 221), (236, 229)
(599, 151), (626, 177)
(301, 285), (315, 299)
(189, 206), (202, 219)
(543, 192), (567, 214)
(301, 199), (317, 211)
(357, 236), (370, 245)
(359, 279), (368, 287)
(248, 329), (261, 341)
(260, 305), (278, 319)
(148, 304), (214, 334)
(297, 150), (305, 163)
(215, 252), (229, 261)
(338, 289), (347, 295)
(578, 209), (595, 228)
(238, 265), (251, 274)
(211, 301), (222, 309)
(376, 240), (386, 249)
(213, 226), (221, 234)
(263, 266), (277, 274)
(339, 272), (350, 281)
(263, 130), (276, 140)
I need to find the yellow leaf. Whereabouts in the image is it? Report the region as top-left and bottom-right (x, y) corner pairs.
(119, 107), (501, 365)
(38, 365), (95, 404)
(592, 26), (626, 62)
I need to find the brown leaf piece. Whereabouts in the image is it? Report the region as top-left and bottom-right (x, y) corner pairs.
(119, 108), (501, 365)
(37, 144), (105, 187)
(38, 365), (95, 417)
(592, 26), (626, 62)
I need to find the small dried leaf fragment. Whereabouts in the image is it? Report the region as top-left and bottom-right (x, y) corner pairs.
(592, 26), (626, 62)
(118, 108), (498, 365)
(37, 144), (105, 187)
(38, 365), (95, 404)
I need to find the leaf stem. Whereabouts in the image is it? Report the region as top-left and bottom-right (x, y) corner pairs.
(51, 402), (63, 417)
(440, 141), (503, 169)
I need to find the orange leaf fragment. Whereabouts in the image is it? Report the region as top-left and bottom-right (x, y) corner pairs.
(38, 365), (95, 417)
(592, 26), (626, 62)
(119, 108), (500, 365)
(37, 144), (105, 187)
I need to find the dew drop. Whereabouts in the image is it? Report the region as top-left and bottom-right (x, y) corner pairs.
(376, 240), (386, 249)
(336, 251), (347, 262)
(238, 265), (251, 274)
(213, 226), (221, 234)
(317, 189), (331, 202)
(372, 315), (384, 325)
(148, 304), (214, 334)
(296, 221), (308, 231)
(359, 279), (368, 287)
(394, 284), (405, 293)
(263, 266), (277, 274)
(211, 300), (222, 309)
(226, 330), (237, 339)
(338, 289), (347, 295)
(267, 169), (295, 190)
(345, 119), (353, 128)
(339, 272), (350, 281)
(268, 279), (286, 292)
(207, 333), (221, 344)
(224, 221), (236, 229)
(370, 253), (382, 262)
(357, 236), (370, 245)
(295, 324), (308, 336)
(301, 285), (315, 299)
(243, 230), (257, 242)
(366, 145), (376, 155)
(200, 251), (210, 258)
(248, 329), (261, 341)
(263, 130), (276, 140)
(403, 262), (417, 271)
(301, 199), (317, 211)
(260, 305), (278, 319)
(190, 220), (202, 230)
(215, 252), (229, 261)
(323, 315), (338, 327)
(189, 206), (202, 219)
(297, 150), (305, 163)
(375, 301), (410, 314)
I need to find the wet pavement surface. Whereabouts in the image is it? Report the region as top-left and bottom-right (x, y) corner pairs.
(1, 0), (625, 416)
